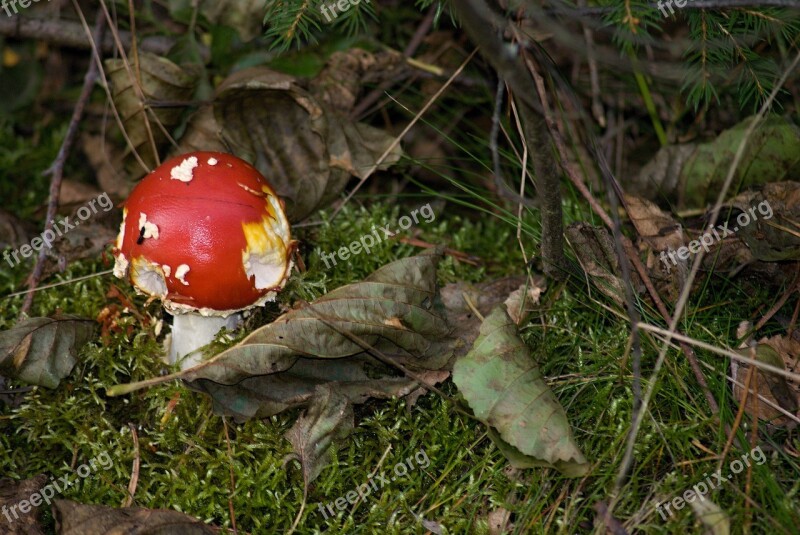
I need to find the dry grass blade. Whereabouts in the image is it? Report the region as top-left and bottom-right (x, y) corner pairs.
(331, 49), (478, 220)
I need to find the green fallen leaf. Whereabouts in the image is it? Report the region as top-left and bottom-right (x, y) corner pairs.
(631, 115), (800, 208)
(0, 315), (95, 389)
(284, 385), (354, 492)
(679, 116), (800, 208)
(453, 307), (589, 477)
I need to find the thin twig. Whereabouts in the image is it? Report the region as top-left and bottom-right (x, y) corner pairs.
(350, 4), (436, 120)
(753, 268), (800, 331)
(222, 417), (239, 534)
(489, 80), (535, 208)
(19, 10), (105, 317)
(3, 270), (114, 301)
(578, 0), (605, 127)
(72, 0), (150, 173)
(396, 237), (482, 265)
(490, 78), (505, 200)
(639, 323), (800, 383)
(332, 49), (478, 220)
(788, 297), (800, 340)
(0, 17), (200, 57)
(717, 345), (757, 473)
(544, 0), (800, 16)
(122, 422), (140, 507)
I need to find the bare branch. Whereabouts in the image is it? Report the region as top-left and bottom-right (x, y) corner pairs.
(0, 16), (207, 59)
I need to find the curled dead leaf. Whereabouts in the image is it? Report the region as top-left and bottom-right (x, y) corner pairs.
(565, 223), (643, 307)
(104, 52), (199, 178)
(53, 499), (215, 534)
(731, 334), (800, 427)
(0, 315), (95, 389)
(504, 277), (546, 325)
(729, 182), (800, 262)
(176, 63), (403, 221)
(624, 194), (685, 253)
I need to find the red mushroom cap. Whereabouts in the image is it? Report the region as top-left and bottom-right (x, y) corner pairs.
(113, 151), (292, 314)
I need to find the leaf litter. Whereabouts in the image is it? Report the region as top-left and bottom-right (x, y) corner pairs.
(98, 250), (588, 490)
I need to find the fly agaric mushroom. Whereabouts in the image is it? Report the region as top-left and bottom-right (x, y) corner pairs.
(113, 151), (293, 368)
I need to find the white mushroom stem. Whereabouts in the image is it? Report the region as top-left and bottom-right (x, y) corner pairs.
(169, 313), (241, 369)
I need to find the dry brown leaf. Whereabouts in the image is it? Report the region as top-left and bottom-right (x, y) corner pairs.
(104, 52), (199, 178)
(729, 181), (800, 261)
(57, 180), (103, 209)
(175, 65), (403, 221)
(565, 223), (643, 307)
(170, 105), (226, 156)
(309, 49), (404, 112)
(40, 222), (117, 278)
(731, 334), (800, 427)
(488, 508), (513, 535)
(405, 369), (450, 408)
(0, 475), (47, 534)
(624, 194), (685, 252)
(53, 499), (215, 534)
(80, 134), (134, 199)
(629, 144), (696, 203)
(504, 277), (547, 325)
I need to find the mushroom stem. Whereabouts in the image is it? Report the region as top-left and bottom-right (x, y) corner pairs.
(169, 313), (241, 369)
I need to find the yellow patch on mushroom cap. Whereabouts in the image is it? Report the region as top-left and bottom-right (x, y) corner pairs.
(240, 193), (291, 290)
(242, 215), (287, 256)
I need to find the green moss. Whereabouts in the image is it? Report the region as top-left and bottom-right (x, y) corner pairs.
(2, 99), (799, 534)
